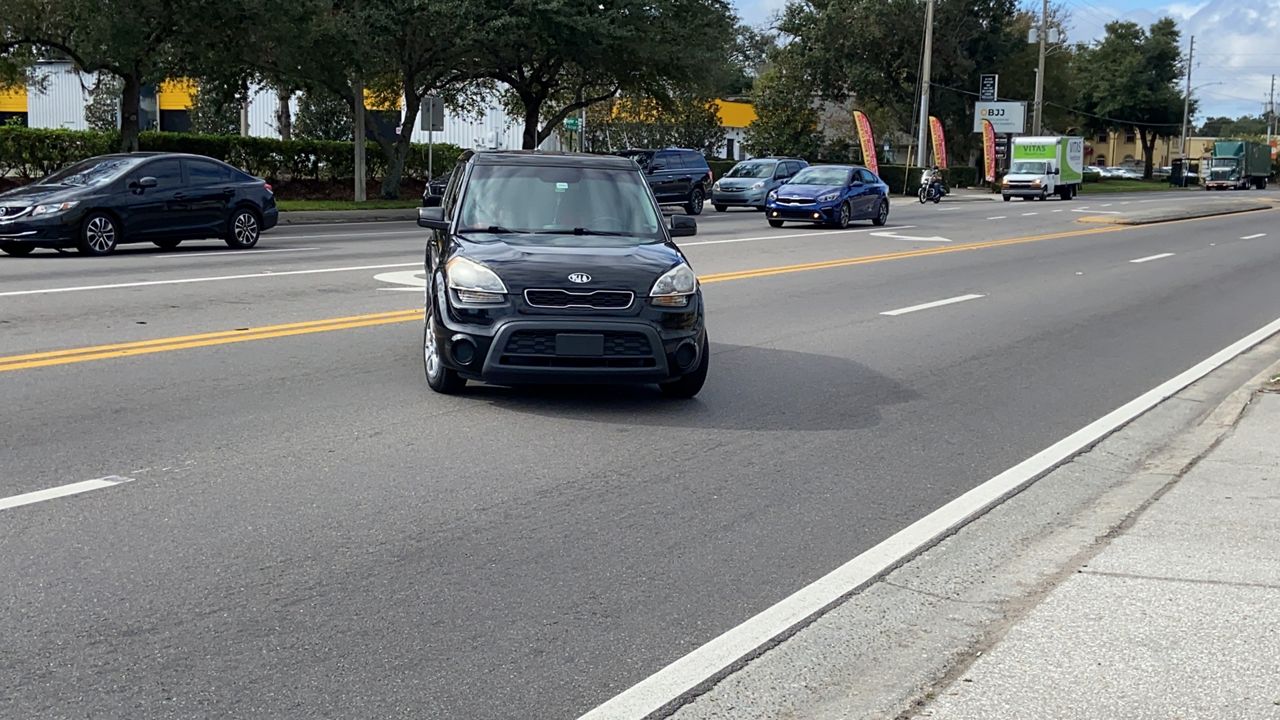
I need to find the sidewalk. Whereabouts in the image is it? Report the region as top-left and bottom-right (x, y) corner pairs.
(917, 385), (1280, 719)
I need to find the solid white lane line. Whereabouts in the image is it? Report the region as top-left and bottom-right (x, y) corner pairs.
(156, 247), (318, 259)
(0, 262), (421, 298)
(1241, 233), (1266, 240)
(1021, 212), (1038, 216)
(1052, 209), (1064, 213)
(578, 313), (1280, 720)
(681, 226), (917, 248)
(880, 294), (985, 316)
(1130, 253), (1175, 264)
(0, 476), (134, 512)
(986, 216), (1007, 220)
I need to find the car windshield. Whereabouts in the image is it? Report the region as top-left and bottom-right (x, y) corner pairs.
(1010, 161), (1047, 174)
(1211, 158), (1238, 167)
(38, 157), (138, 187)
(726, 162), (775, 179)
(456, 163), (664, 245)
(616, 151), (651, 170)
(789, 166), (850, 185)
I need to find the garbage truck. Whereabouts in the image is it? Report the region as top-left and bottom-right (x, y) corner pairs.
(1001, 136), (1085, 201)
(1204, 140), (1271, 190)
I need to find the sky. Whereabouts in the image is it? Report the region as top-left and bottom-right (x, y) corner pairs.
(733, 0), (1280, 124)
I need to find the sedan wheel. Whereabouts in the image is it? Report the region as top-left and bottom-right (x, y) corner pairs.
(834, 201), (851, 229)
(77, 213), (119, 256)
(872, 199), (890, 226)
(225, 209), (261, 249)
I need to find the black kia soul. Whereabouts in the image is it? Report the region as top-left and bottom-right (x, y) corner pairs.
(416, 151), (709, 398)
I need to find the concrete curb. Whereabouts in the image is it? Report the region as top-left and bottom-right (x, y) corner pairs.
(278, 209), (419, 225)
(1075, 201), (1271, 226)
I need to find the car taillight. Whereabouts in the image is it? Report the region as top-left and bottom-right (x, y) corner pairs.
(264, 183), (273, 194)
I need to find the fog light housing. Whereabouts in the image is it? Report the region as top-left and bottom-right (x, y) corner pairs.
(812, 212), (821, 219)
(451, 335), (478, 365)
(674, 341), (699, 370)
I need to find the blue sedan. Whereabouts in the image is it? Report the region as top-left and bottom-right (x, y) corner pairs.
(765, 164), (890, 229)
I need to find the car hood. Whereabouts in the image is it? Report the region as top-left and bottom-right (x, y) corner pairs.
(1003, 173), (1044, 182)
(718, 177), (768, 190)
(774, 184), (841, 199)
(0, 184), (86, 206)
(456, 236), (686, 294)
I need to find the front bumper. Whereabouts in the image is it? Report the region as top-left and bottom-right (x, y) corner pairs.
(1001, 184), (1047, 197)
(0, 212), (79, 247)
(430, 287), (705, 385)
(712, 187), (768, 207)
(765, 200), (839, 222)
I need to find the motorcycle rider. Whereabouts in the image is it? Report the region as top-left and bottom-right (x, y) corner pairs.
(923, 165), (947, 197)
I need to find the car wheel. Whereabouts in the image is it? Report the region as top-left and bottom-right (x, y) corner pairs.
(76, 213), (119, 256)
(834, 201), (851, 229)
(225, 208), (261, 249)
(660, 335), (709, 399)
(768, 219), (784, 228)
(1003, 195), (1011, 202)
(0, 241), (34, 257)
(423, 310), (465, 394)
(153, 239), (182, 250)
(872, 199), (890, 226)
(714, 204), (727, 213)
(684, 187), (705, 216)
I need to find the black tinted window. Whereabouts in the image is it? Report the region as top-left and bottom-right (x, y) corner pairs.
(683, 152), (707, 169)
(187, 160), (229, 185)
(657, 152), (682, 170)
(858, 169), (878, 184)
(138, 159), (183, 188)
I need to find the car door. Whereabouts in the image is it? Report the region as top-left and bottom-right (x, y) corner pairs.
(651, 151), (683, 202)
(851, 169), (877, 216)
(770, 162), (792, 194)
(183, 159), (236, 236)
(123, 158), (187, 241)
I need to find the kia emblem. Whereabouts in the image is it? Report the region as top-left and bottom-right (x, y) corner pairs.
(568, 273), (591, 284)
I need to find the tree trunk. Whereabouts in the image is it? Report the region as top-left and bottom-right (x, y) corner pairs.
(377, 89), (423, 199)
(522, 99), (541, 150)
(275, 87), (293, 141)
(119, 73), (142, 153)
(1138, 128), (1156, 179)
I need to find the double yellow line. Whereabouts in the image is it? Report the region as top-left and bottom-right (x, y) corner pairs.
(0, 223), (1134, 375)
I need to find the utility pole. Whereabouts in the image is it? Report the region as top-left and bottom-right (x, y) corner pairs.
(352, 0), (367, 202)
(1032, 0), (1048, 135)
(1179, 35), (1194, 187)
(915, 0), (935, 169)
(1268, 74), (1276, 146)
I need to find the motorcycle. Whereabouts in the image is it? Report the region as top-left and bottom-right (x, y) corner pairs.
(917, 174), (947, 204)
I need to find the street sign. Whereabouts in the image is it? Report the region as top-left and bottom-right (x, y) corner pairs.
(419, 96), (444, 132)
(973, 101), (1026, 134)
(564, 117), (582, 132)
(979, 74), (998, 102)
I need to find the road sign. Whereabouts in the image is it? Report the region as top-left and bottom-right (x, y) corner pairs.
(979, 74), (998, 102)
(564, 117), (582, 132)
(419, 96), (444, 132)
(973, 101), (1026, 134)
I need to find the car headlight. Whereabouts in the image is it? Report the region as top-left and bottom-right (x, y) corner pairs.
(818, 191), (840, 203)
(31, 201), (79, 217)
(446, 256), (507, 304)
(1031, 179), (1042, 187)
(650, 262), (698, 308)
(712, 181), (721, 191)
(751, 181), (766, 190)
(767, 190), (778, 201)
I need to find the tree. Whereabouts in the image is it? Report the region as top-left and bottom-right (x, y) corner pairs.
(84, 74), (123, 131)
(1199, 115), (1267, 137)
(1076, 19), (1188, 178)
(294, 91), (353, 141)
(0, 0), (192, 151)
(584, 95), (725, 154)
(474, 0), (736, 149)
(743, 60), (823, 159)
(189, 80), (243, 135)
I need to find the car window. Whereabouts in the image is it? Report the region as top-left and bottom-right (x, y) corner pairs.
(657, 152), (683, 170)
(790, 166), (852, 186)
(187, 160), (229, 186)
(38, 157), (140, 188)
(456, 163), (663, 244)
(726, 162), (774, 179)
(136, 159), (183, 188)
(683, 152), (707, 170)
(858, 169), (878, 184)
(786, 162), (804, 177)
(617, 151), (652, 171)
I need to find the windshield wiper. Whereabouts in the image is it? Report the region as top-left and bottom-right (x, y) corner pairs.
(534, 228), (629, 237)
(457, 225), (527, 235)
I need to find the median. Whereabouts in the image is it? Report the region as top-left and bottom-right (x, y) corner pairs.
(1075, 198), (1273, 225)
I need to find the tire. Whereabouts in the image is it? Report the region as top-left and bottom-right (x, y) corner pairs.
(660, 335), (709, 399)
(768, 219), (784, 228)
(684, 187), (705, 216)
(225, 207), (261, 249)
(872, 198), (890, 226)
(918, 187), (928, 204)
(153, 239), (182, 250)
(76, 212), (119, 256)
(423, 310), (465, 394)
(1003, 195), (1011, 202)
(714, 204), (727, 213)
(932, 192), (941, 204)
(0, 241), (34, 257)
(833, 201), (851, 229)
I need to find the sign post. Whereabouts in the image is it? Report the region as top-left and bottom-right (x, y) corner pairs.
(420, 96), (445, 180)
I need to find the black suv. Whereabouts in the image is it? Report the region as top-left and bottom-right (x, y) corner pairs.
(616, 148), (713, 215)
(416, 151), (710, 398)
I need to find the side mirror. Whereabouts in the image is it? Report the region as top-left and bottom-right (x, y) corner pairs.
(648, 164), (665, 173)
(131, 176), (158, 191)
(418, 206), (450, 231)
(670, 215), (697, 238)
(423, 194), (443, 208)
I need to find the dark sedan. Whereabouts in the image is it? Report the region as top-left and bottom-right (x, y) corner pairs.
(765, 164), (890, 229)
(0, 153), (278, 256)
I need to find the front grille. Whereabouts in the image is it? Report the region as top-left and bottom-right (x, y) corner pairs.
(0, 206), (32, 221)
(524, 289), (634, 310)
(499, 330), (657, 368)
(776, 197), (812, 206)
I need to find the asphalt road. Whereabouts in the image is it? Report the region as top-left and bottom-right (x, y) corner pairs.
(3, 188), (1279, 719)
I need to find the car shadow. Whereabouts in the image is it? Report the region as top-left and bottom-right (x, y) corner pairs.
(0, 241), (268, 259)
(464, 342), (917, 432)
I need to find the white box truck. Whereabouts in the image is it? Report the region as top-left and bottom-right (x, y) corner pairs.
(1001, 136), (1085, 201)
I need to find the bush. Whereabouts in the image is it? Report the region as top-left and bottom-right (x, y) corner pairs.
(0, 126), (462, 187)
(708, 159), (737, 179)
